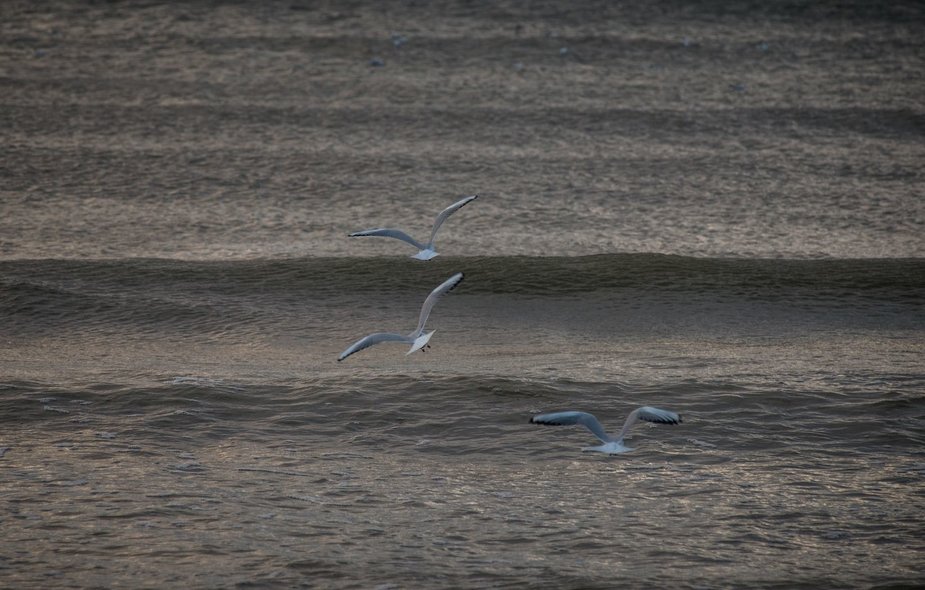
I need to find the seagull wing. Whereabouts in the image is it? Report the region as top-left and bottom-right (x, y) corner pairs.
(337, 332), (410, 362)
(349, 228), (426, 251)
(529, 411), (613, 443)
(615, 406), (682, 440)
(413, 272), (464, 336)
(427, 194), (478, 246)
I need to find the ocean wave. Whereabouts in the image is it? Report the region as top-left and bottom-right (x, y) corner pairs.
(3, 374), (922, 453)
(3, 254), (922, 297)
(2, 254), (920, 340)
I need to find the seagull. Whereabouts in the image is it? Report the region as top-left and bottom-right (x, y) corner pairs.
(529, 407), (682, 454)
(337, 272), (464, 361)
(348, 194), (478, 260)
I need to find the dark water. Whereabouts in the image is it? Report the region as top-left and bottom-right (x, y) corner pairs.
(2, 1), (925, 588)
(2, 255), (924, 588)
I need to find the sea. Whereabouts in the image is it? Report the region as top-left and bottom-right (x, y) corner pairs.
(1, 1), (923, 588)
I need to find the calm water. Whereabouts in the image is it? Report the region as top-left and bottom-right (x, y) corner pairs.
(2, 1), (924, 588)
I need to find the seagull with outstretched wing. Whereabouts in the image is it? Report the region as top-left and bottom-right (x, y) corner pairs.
(530, 406), (682, 454)
(338, 272), (464, 361)
(349, 195), (478, 260)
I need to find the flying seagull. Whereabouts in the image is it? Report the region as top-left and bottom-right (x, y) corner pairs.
(529, 407), (682, 454)
(348, 194), (478, 260)
(337, 272), (464, 361)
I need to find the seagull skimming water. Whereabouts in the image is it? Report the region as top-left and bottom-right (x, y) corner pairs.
(337, 272), (464, 361)
(529, 407), (682, 454)
(348, 195), (478, 260)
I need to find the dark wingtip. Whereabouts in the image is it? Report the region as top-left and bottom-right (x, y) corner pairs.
(529, 416), (536, 424)
(678, 415), (683, 424)
(530, 418), (561, 426)
(444, 272), (465, 292)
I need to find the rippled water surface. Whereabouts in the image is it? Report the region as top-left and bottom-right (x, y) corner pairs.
(2, 256), (923, 588)
(2, 1), (924, 588)
(3, 374), (925, 588)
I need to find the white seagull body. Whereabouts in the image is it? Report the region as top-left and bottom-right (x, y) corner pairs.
(529, 406), (682, 454)
(337, 272), (464, 361)
(349, 195), (478, 260)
